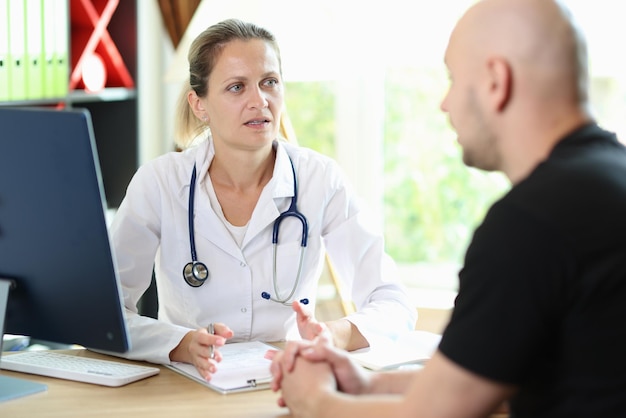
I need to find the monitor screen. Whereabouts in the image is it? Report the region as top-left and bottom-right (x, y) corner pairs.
(0, 107), (130, 353)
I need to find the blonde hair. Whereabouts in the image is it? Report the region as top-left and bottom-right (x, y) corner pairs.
(174, 19), (282, 149)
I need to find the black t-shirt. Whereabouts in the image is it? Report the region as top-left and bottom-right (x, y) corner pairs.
(439, 124), (626, 418)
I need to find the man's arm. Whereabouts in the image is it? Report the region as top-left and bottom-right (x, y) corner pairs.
(280, 350), (516, 418)
(399, 351), (515, 417)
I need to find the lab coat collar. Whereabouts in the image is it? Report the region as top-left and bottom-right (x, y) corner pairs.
(175, 137), (215, 195)
(187, 139), (297, 254)
(193, 138), (214, 187)
(186, 139), (293, 195)
(184, 140), (243, 259)
(271, 141), (296, 200)
(242, 141), (295, 247)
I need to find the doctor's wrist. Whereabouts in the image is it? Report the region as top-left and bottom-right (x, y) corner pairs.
(169, 330), (194, 363)
(324, 319), (368, 352)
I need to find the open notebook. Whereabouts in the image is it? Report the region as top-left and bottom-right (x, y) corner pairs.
(167, 332), (441, 395)
(166, 341), (275, 394)
(349, 330), (442, 371)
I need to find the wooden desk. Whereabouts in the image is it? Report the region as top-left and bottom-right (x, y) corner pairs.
(0, 350), (288, 418)
(415, 307), (452, 334)
(1, 309), (507, 418)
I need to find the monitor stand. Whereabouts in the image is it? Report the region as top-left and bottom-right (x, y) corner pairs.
(0, 278), (47, 403)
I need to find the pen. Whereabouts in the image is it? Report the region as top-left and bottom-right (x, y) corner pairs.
(207, 323), (215, 359)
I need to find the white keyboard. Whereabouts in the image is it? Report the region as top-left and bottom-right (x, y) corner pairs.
(0, 351), (160, 387)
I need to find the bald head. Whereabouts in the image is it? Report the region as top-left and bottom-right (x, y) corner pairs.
(441, 0), (593, 182)
(453, 0), (588, 105)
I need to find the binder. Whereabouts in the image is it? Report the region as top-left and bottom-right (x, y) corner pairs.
(7, 0), (26, 100)
(0, 0), (9, 101)
(53, 0), (69, 98)
(41, 0), (55, 98)
(24, 0), (44, 99)
(166, 341), (275, 394)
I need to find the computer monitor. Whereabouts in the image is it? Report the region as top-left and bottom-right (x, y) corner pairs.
(0, 107), (131, 399)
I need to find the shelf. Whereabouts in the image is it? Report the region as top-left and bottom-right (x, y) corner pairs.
(0, 99), (66, 108)
(0, 87), (136, 108)
(68, 87), (136, 103)
(1, 0), (138, 210)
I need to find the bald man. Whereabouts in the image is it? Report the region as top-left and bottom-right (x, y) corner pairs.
(267, 0), (626, 417)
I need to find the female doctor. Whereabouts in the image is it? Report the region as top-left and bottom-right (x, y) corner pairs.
(109, 18), (416, 379)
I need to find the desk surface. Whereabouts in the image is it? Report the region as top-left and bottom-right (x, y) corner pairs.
(0, 349), (288, 418)
(0, 347), (508, 418)
(1, 310), (507, 418)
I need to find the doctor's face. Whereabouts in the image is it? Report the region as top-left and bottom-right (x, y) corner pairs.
(203, 39), (284, 152)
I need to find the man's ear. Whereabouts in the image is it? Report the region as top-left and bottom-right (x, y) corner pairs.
(486, 56), (512, 112)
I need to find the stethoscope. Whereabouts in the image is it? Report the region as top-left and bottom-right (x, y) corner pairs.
(183, 155), (310, 306)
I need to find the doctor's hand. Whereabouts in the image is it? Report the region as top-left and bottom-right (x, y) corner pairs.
(293, 301), (331, 342)
(169, 323), (234, 380)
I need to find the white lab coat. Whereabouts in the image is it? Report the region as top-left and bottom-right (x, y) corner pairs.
(109, 139), (416, 364)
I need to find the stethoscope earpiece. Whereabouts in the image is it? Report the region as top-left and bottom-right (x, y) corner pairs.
(262, 292), (309, 305)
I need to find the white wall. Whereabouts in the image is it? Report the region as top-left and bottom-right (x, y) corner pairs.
(136, 1), (178, 163)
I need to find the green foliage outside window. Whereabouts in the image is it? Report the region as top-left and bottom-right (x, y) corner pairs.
(285, 71), (508, 266)
(383, 67), (508, 263)
(284, 82), (336, 156)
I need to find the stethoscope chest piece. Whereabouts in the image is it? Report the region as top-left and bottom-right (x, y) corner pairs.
(183, 261), (209, 287)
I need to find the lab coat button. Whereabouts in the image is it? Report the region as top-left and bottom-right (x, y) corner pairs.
(241, 308), (247, 313)
(240, 262), (246, 267)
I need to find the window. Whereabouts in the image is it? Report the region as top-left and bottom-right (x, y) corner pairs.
(283, 0), (626, 309)
(173, 0), (626, 309)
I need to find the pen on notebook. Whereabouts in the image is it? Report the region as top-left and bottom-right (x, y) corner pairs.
(207, 323), (215, 359)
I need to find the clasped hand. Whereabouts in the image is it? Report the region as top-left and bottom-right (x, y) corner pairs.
(266, 313), (372, 415)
